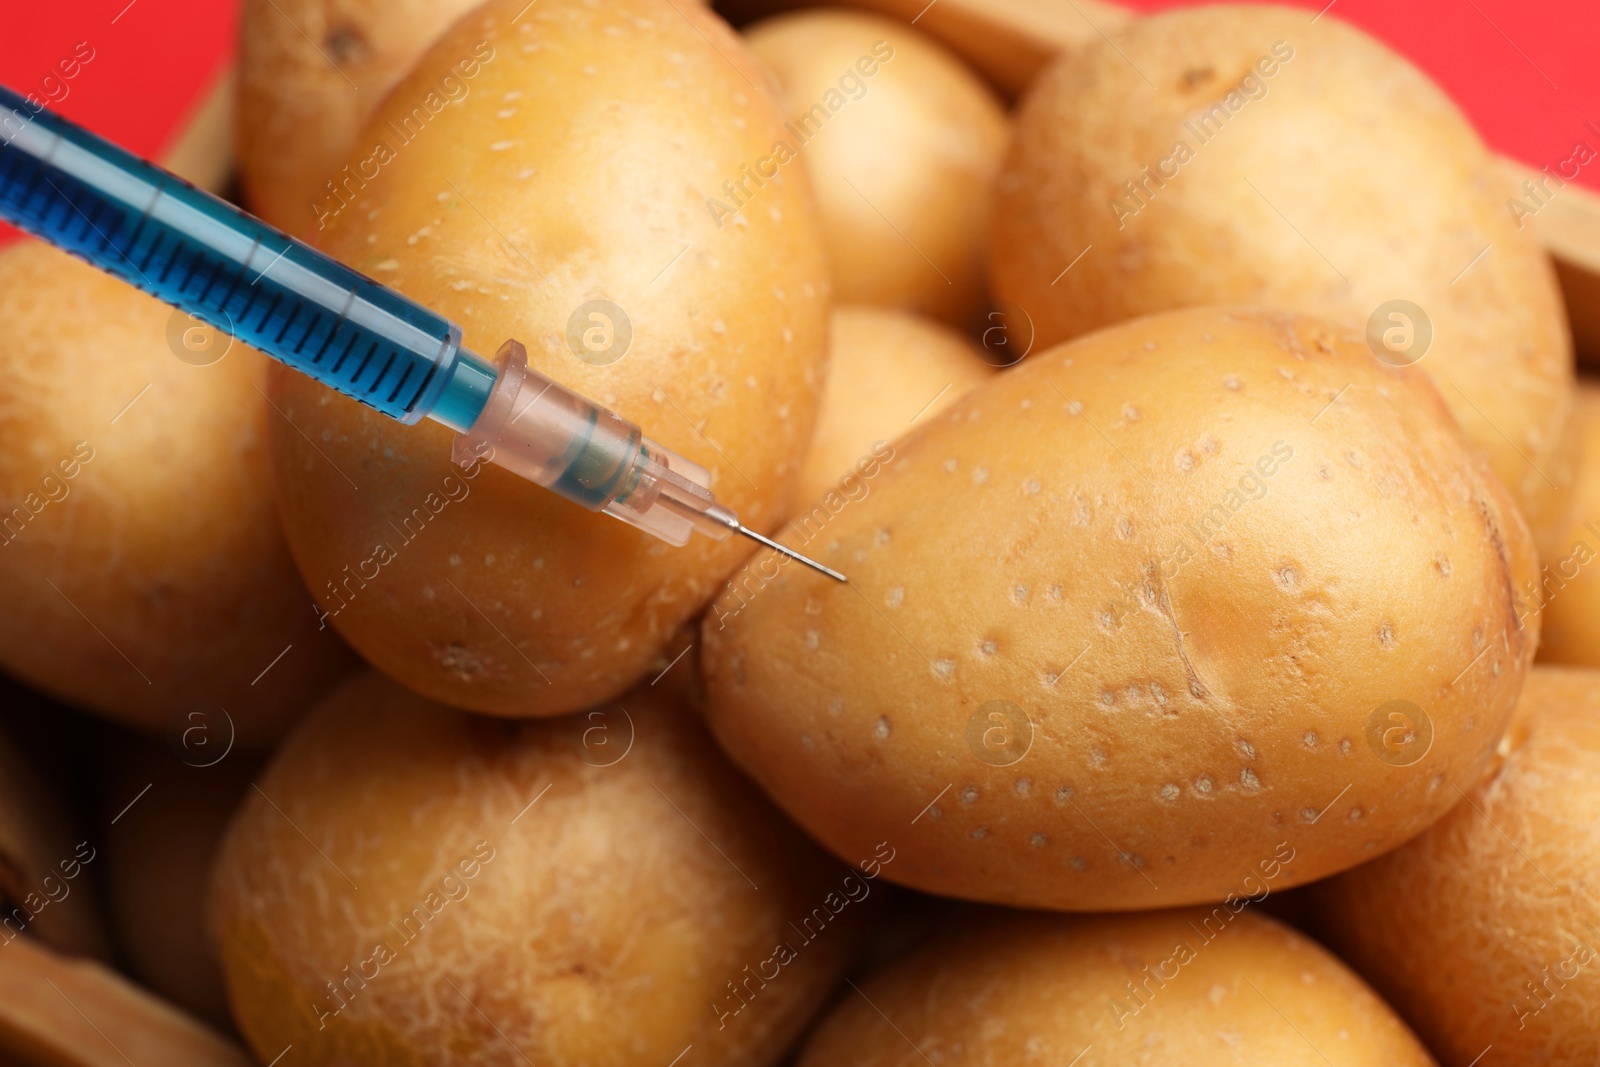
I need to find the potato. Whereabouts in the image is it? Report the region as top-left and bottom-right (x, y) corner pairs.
(237, 0), (485, 233)
(790, 306), (994, 514)
(1532, 384), (1600, 666)
(703, 307), (1537, 911)
(746, 10), (1009, 327)
(990, 5), (1574, 544)
(211, 671), (870, 1067)
(798, 908), (1434, 1065)
(268, 0), (830, 718)
(718, 0), (1131, 100)
(0, 243), (353, 744)
(161, 65), (237, 198)
(1311, 666), (1600, 1066)
(103, 733), (258, 1029)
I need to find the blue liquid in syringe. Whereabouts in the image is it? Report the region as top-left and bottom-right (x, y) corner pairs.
(0, 84), (487, 428)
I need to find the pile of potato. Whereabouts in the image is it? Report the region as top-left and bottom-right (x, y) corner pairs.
(2, 0), (1599, 1063)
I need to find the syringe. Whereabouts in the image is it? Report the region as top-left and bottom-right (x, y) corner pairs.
(0, 85), (843, 582)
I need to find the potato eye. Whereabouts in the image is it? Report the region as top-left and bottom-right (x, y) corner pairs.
(1179, 66), (1215, 90)
(325, 24), (370, 65)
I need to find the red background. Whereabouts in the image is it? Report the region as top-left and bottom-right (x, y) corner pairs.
(0, 0), (1596, 193)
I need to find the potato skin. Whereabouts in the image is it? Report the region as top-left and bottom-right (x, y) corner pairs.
(1533, 384), (1600, 666)
(1312, 666), (1600, 1066)
(746, 10), (1009, 328)
(237, 0), (485, 234)
(269, 0), (830, 717)
(798, 908), (1434, 1066)
(211, 672), (869, 1067)
(0, 243), (352, 743)
(990, 4), (1572, 543)
(703, 307), (1537, 911)
(791, 306), (993, 514)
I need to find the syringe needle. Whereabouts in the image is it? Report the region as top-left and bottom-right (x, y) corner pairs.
(732, 522), (848, 583)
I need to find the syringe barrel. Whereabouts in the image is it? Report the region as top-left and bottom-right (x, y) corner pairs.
(0, 85), (478, 426)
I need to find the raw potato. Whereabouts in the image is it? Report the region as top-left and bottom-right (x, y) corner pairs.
(211, 672), (870, 1067)
(237, 0), (485, 233)
(269, 0), (830, 718)
(703, 307), (1538, 911)
(990, 5), (1574, 546)
(798, 909), (1435, 1066)
(1532, 384), (1600, 666)
(747, 10), (1009, 328)
(1311, 667), (1600, 1066)
(719, 0), (1132, 99)
(0, 243), (353, 744)
(104, 734), (258, 1029)
(161, 64), (237, 198)
(790, 306), (994, 514)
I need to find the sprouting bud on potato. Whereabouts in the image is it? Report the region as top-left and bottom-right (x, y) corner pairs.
(704, 306), (1537, 911)
(746, 10), (1009, 328)
(990, 5), (1574, 548)
(1311, 666), (1600, 1066)
(0, 243), (353, 744)
(211, 672), (871, 1067)
(791, 306), (994, 516)
(797, 908), (1434, 1065)
(268, 0), (831, 717)
(237, 0), (487, 234)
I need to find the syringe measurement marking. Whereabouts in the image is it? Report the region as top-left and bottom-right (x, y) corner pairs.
(386, 361), (414, 405)
(139, 229), (167, 284)
(71, 188), (108, 250)
(409, 355), (444, 413)
(350, 341), (380, 387)
(183, 239), (229, 298)
(213, 237), (261, 317)
(311, 289), (357, 365)
(329, 332), (361, 375)
(273, 297), (300, 346)
(371, 351), (399, 396)
(310, 308), (346, 364)
(292, 308), (325, 356)
(230, 260), (270, 328)
(17, 157), (56, 221)
(116, 185), (161, 270)
(157, 231), (186, 285)
(253, 289), (285, 338)
(294, 311), (326, 356)
(192, 254), (226, 306)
